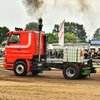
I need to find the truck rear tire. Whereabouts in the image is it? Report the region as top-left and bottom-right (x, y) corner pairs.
(32, 70), (40, 76)
(63, 63), (81, 79)
(14, 61), (27, 76)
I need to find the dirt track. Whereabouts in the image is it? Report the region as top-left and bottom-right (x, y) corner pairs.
(0, 66), (100, 100)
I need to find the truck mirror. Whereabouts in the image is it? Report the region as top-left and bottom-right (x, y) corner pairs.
(8, 37), (9, 41)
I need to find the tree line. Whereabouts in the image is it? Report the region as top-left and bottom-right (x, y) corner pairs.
(24, 22), (87, 44)
(0, 21), (99, 44)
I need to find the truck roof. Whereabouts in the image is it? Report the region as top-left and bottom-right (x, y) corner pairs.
(7, 31), (45, 35)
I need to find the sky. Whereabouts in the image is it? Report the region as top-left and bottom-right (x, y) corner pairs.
(0, 0), (100, 40)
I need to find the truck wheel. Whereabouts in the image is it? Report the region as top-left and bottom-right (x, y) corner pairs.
(14, 61), (27, 76)
(63, 64), (81, 79)
(32, 70), (40, 76)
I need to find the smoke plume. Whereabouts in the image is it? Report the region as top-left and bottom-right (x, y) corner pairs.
(54, 0), (91, 13)
(22, 0), (46, 18)
(22, 0), (92, 17)
(22, 0), (100, 39)
(78, 0), (89, 12)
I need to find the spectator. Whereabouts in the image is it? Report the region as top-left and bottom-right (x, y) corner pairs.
(91, 50), (94, 58)
(0, 49), (3, 57)
(57, 52), (60, 59)
(88, 50), (91, 59)
(2, 50), (5, 57)
(97, 51), (99, 55)
(94, 50), (97, 58)
(97, 51), (100, 59)
(53, 49), (57, 58)
(47, 49), (50, 58)
(50, 49), (53, 58)
(84, 50), (88, 59)
(61, 49), (64, 58)
(59, 51), (63, 59)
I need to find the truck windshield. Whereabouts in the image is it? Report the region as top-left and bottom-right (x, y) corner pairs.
(8, 34), (20, 43)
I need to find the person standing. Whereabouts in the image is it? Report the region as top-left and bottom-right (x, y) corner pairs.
(88, 50), (91, 59)
(59, 51), (63, 59)
(97, 51), (100, 59)
(54, 49), (57, 58)
(50, 49), (53, 58)
(84, 50), (88, 59)
(94, 50), (97, 58)
(0, 49), (3, 57)
(91, 50), (94, 58)
(47, 49), (50, 58)
(57, 52), (60, 59)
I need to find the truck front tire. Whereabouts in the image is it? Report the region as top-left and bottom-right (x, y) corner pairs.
(63, 64), (81, 79)
(14, 61), (27, 76)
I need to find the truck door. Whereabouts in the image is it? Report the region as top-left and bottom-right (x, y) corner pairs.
(6, 34), (21, 61)
(20, 33), (32, 59)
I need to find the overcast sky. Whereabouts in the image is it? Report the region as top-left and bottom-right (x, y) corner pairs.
(0, 0), (100, 39)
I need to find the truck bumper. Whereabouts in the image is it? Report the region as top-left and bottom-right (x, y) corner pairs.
(82, 67), (91, 75)
(82, 67), (96, 76)
(3, 59), (13, 70)
(82, 58), (96, 75)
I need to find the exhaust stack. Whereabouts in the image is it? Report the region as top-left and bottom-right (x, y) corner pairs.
(38, 18), (43, 62)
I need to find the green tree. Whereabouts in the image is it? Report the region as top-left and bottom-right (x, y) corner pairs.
(75, 24), (87, 42)
(53, 22), (87, 42)
(64, 22), (73, 34)
(0, 26), (10, 44)
(64, 22), (87, 42)
(1, 42), (6, 46)
(25, 22), (38, 31)
(92, 28), (100, 40)
(64, 32), (78, 43)
(52, 24), (60, 36)
(46, 32), (58, 44)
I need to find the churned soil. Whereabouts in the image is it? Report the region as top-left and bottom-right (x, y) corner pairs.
(0, 66), (100, 100)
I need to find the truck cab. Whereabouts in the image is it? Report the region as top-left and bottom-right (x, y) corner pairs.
(4, 30), (46, 75)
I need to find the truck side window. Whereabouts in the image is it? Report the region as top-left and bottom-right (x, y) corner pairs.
(9, 34), (20, 43)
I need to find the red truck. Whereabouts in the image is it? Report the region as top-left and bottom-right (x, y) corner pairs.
(3, 28), (96, 79)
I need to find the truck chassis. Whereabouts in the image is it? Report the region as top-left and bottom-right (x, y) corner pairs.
(13, 58), (96, 79)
